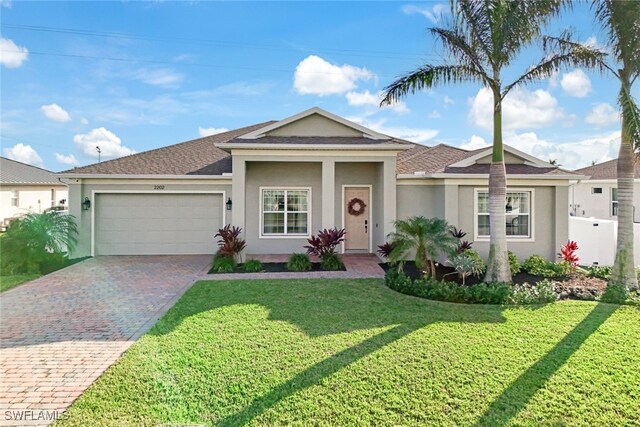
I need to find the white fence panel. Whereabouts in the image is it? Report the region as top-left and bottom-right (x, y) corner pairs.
(569, 216), (640, 266)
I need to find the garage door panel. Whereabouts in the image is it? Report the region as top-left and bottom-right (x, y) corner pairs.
(95, 193), (223, 255)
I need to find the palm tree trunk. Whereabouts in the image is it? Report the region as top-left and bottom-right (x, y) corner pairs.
(611, 100), (638, 289)
(485, 90), (512, 283)
(430, 259), (437, 279)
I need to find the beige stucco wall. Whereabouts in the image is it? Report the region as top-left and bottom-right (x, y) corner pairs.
(267, 114), (363, 137)
(244, 161), (322, 254)
(0, 185), (68, 223)
(67, 179), (231, 258)
(396, 184), (445, 221)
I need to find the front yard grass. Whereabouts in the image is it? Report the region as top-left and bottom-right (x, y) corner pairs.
(58, 279), (640, 426)
(0, 274), (40, 292)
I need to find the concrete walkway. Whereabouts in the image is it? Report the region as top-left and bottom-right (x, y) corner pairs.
(0, 256), (210, 426)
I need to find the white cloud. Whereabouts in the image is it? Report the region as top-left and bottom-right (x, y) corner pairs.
(560, 69), (591, 98)
(503, 130), (620, 169)
(55, 153), (78, 166)
(40, 103), (71, 122)
(443, 95), (454, 105)
(133, 68), (183, 87)
(3, 143), (43, 168)
(293, 55), (374, 96)
(80, 117), (89, 125)
(459, 135), (489, 151)
(198, 126), (229, 137)
(1, 0), (12, 8)
(73, 127), (135, 159)
(0, 37), (28, 68)
(585, 36), (598, 47)
(428, 110), (441, 119)
(469, 87), (571, 131)
(402, 3), (448, 23)
(585, 103), (619, 127)
(345, 90), (409, 113)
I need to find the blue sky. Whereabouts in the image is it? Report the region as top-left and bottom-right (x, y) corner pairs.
(0, 1), (633, 171)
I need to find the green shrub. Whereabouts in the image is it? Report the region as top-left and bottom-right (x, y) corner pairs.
(320, 253), (344, 271)
(212, 254), (235, 273)
(510, 279), (557, 305)
(464, 249), (487, 275)
(243, 259), (263, 273)
(447, 252), (485, 285)
(588, 265), (612, 280)
(287, 253), (312, 272)
(599, 284), (629, 304)
(523, 255), (568, 277)
(508, 251), (521, 275)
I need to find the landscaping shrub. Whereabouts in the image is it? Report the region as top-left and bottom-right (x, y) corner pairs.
(523, 255), (568, 277)
(446, 251), (485, 285)
(588, 265), (612, 280)
(450, 227), (472, 253)
(212, 254), (235, 273)
(376, 242), (394, 259)
(287, 253), (312, 272)
(385, 268), (558, 305)
(465, 249), (486, 275)
(558, 240), (579, 267)
(243, 259), (263, 273)
(599, 284), (629, 304)
(320, 252), (344, 271)
(508, 251), (521, 275)
(0, 211), (78, 275)
(214, 225), (247, 263)
(305, 228), (346, 258)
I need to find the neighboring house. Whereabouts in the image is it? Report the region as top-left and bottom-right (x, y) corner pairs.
(0, 157), (68, 227)
(571, 159), (640, 221)
(60, 107), (583, 261)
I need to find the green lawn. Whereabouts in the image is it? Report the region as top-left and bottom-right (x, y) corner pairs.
(0, 274), (40, 292)
(58, 279), (640, 426)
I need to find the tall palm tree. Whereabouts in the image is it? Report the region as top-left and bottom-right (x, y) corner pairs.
(387, 216), (458, 279)
(381, 0), (602, 283)
(592, 1), (640, 289)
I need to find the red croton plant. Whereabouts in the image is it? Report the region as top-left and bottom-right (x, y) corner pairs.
(559, 240), (579, 267)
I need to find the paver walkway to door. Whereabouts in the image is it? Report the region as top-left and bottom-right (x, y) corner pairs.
(0, 256), (210, 426)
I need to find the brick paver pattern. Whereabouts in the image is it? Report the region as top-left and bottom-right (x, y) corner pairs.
(0, 256), (210, 426)
(0, 253), (384, 426)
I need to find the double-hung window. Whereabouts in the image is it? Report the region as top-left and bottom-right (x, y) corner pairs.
(611, 188), (618, 216)
(476, 189), (533, 240)
(10, 190), (18, 207)
(261, 189), (310, 236)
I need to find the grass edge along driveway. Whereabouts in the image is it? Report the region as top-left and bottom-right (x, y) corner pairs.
(57, 278), (640, 426)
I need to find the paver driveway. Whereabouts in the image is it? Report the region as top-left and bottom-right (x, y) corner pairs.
(0, 256), (210, 426)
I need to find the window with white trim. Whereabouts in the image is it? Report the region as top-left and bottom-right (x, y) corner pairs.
(261, 189), (309, 236)
(10, 190), (18, 207)
(611, 188), (618, 216)
(477, 190), (532, 239)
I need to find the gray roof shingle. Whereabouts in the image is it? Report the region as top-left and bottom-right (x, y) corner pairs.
(0, 157), (62, 185)
(575, 159), (640, 180)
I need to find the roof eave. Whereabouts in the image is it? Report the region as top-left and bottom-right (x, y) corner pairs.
(215, 143), (412, 151)
(58, 173), (232, 179)
(397, 173), (589, 180)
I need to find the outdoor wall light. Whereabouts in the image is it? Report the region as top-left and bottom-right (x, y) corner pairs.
(226, 197), (233, 211)
(82, 197), (91, 211)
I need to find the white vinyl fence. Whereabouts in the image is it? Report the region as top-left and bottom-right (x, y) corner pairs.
(569, 216), (640, 266)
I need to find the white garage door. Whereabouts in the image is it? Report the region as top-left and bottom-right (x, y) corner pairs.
(95, 193), (224, 255)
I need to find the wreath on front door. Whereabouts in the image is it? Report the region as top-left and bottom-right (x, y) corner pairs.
(347, 197), (367, 216)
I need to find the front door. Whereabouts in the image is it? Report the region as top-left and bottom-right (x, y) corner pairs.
(344, 187), (370, 251)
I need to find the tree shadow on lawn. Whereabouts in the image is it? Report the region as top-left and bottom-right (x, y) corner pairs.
(147, 279), (615, 426)
(473, 302), (618, 427)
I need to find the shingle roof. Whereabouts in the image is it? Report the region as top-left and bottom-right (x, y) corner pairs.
(575, 159), (640, 180)
(396, 144), (482, 174)
(0, 157), (63, 185)
(64, 121), (275, 175)
(226, 136), (410, 145)
(444, 164), (582, 176)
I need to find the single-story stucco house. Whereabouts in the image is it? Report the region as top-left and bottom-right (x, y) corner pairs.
(1, 156), (68, 228)
(570, 159), (640, 221)
(60, 107), (585, 261)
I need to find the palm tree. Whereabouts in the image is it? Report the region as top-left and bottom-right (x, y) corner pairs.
(387, 216), (458, 279)
(547, 1), (639, 289)
(1, 211), (78, 274)
(381, 0), (602, 283)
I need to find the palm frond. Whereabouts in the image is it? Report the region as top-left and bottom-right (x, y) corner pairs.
(430, 27), (489, 72)
(593, 0), (640, 70)
(380, 65), (486, 105)
(619, 87), (640, 152)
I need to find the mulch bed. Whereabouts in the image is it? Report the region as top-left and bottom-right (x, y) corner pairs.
(379, 261), (609, 300)
(208, 262), (346, 275)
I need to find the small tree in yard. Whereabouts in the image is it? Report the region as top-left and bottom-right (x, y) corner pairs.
(1, 211), (78, 274)
(387, 216), (457, 279)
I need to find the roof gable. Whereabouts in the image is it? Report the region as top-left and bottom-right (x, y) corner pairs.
(448, 145), (552, 168)
(237, 107), (389, 140)
(0, 157), (62, 185)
